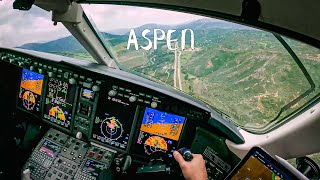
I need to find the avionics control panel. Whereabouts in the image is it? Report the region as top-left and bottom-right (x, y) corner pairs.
(23, 128), (114, 180)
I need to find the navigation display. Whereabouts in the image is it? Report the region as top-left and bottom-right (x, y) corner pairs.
(91, 96), (137, 151)
(82, 159), (106, 177)
(17, 68), (44, 115)
(39, 140), (60, 158)
(43, 78), (76, 130)
(135, 108), (186, 160)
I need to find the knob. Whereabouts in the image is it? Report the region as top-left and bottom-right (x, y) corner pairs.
(76, 132), (82, 139)
(92, 85), (100, 92)
(178, 147), (193, 161)
(108, 90), (117, 97)
(129, 96), (137, 102)
(151, 102), (158, 108)
(69, 78), (76, 85)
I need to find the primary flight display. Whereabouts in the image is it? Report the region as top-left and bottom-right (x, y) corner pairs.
(135, 107), (186, 160)
(17, 68), (44, 115)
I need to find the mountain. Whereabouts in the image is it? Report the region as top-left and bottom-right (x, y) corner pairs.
(124, 23), (173, 36)
(19, 36), (86, 54)
(114, 18), (256, 36)
(19, 32), (127, 54)
(18, 18), (258, 53)
(175, 18), (256, 30)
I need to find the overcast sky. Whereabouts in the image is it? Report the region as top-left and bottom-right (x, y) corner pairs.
(0, 1), (206, 47)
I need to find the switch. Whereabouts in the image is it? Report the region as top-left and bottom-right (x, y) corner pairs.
(96, 154), (102, 160)
(88, 152), (95, 157)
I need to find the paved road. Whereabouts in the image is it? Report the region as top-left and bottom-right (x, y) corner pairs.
(174, 42), (182, 90)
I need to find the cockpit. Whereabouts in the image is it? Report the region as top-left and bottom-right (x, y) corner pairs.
(1, 0), (320, 180)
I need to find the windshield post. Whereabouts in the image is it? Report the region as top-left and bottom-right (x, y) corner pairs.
(36, 2), (119, 68)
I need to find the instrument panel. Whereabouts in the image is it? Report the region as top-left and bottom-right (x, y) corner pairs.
(0, 47), (244, 179)
(0, 48), (216, 159)
(0, 48), (243, 179)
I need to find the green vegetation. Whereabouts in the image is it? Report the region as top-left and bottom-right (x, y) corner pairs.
(109, 29), (320, 130)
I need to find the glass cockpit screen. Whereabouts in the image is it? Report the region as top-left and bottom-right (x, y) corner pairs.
(82, 159), (107, 177)
(17, 68), (44, 115)
(229, 149), (293, 180)
(39, 140), (60, 158)
(135, 107), (186, 160)
(92, 96), (137, 151)
(43, 78), (76, 130)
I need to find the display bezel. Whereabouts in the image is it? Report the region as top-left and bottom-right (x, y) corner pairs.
(225, 146), (298, 179)
(131, 107), (188, 164)
(89, 103), (141, 154)
(16, 68), (47, 118)
(41, 78), (79, 133)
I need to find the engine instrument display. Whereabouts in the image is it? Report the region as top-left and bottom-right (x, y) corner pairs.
(82, 159), (107, 177)
(17, 68), (44, 115)
(39, 140), (60, 158)
(43, 78), (76, 130)
(135, 108), (186, 159)
(91, 96), (137, 151)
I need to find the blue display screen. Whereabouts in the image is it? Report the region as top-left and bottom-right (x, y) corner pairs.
(140, 108), (185, 140)
(135, 107), (186, 160)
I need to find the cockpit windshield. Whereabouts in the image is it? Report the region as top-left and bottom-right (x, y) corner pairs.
(81, 4), (320, 132)
(1, 2), (320, 132)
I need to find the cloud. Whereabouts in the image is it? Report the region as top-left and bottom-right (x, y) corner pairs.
(0, 2), (211, 47)
(82, 4), (206, 31)
(0, 0), (69, 47)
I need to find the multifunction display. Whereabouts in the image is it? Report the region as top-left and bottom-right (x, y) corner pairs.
(135, 108), (185, 160)
(39, 140), (60, 158)
(82, 159), (106, 177)
(18, 68), (44, 115)
(92, 95), (137, 151)
(43, 78), (76, 130)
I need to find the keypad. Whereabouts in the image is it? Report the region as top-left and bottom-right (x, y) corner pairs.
(31, 151), (54, 168)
